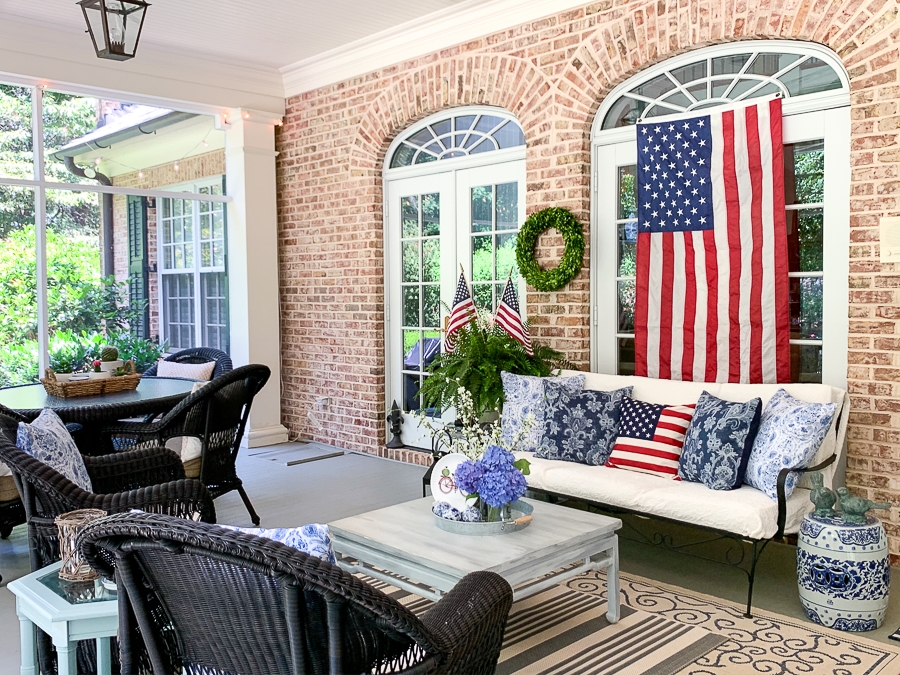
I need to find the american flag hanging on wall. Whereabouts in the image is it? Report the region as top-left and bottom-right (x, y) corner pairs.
(444, 270), (475, 353)
(495, 276), (534, 356)
(634, 97), (790, 384)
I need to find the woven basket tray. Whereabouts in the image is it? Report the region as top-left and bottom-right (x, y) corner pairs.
(42, 360), (140, 397)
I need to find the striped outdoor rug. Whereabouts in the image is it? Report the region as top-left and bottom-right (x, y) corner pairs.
(365, 575), (725, 675)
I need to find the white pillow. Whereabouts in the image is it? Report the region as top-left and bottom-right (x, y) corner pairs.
(17, 409), (92, 491)
(165, 381), (209, 462)
(157, 360), (216, 381)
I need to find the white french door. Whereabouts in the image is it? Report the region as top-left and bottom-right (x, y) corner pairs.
(387, 160), (525, 447)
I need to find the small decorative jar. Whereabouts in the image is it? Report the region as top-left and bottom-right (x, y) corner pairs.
(797, 513), (890, 631)
(55, 509), (108, 581)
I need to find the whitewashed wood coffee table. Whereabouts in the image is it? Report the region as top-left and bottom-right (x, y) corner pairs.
(330, 497), (623, 622)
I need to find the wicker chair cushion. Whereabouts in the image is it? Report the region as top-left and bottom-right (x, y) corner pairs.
(164, 381), (209, 462)
(0, 474), (19, 502)
(17, 409), (92, 491)
(217, 522), (336, 563)
(157, 360), (216, 380)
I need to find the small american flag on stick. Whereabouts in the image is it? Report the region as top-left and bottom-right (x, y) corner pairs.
(444, 268), (475, 353)
(495, 274), (533, 356)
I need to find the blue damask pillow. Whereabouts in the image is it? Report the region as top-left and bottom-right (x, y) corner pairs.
(536, 385), (633, 465)
(678, 392), (762, 490)
(218, 523), (335, 564)
(744, 389), (837, 500)
(500, 372), (585, 452)
(17, 409), (92, 492)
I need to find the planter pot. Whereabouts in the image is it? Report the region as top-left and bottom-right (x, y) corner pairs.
(99, 359), (124, 372)
(89, 371), (111, 379)
(54, 373), (73, 383)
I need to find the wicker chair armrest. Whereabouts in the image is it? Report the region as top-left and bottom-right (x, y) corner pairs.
(83, 447), (186, 494)
(420, 571), (513, 675)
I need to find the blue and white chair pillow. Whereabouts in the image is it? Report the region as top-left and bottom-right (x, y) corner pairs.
(17, 409), (93, 492)
(217, 523), (335, 564)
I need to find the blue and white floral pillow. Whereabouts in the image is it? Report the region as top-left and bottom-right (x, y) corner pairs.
(744, 389), (837, 501)
(536, 385), (633, 465)
(500, 372), (585, 452)
(17, 409), (92, 492)
(678, 392), (762, 490)
(218, 523), (335, 564)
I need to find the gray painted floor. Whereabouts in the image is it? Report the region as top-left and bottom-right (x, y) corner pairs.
(1, 445), (897, 673)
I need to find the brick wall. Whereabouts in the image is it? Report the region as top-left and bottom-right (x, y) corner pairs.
(276, 0), (899, 562)
(112, 150), (226, 338)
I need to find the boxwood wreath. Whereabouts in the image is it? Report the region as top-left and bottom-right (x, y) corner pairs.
(515, 207), (585, 292)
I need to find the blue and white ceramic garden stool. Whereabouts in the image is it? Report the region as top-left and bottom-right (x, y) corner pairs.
(797, 513), (890, 631)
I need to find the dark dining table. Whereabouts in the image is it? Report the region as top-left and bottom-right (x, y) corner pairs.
(0, 377), (197, 453)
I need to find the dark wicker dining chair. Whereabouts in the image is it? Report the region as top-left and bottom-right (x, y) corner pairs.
(0, 414), (216, 675)
(100, 364), (270, 525)
(79, 512), (514, 675)
(141, 347), (233, 378)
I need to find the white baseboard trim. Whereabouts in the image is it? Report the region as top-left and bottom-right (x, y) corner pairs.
(242, 424), (290, 448)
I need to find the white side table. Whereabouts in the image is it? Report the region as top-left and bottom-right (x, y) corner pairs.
(7, 561), (118, 675)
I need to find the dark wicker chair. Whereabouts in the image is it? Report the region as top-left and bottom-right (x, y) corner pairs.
(141, 347), (232, 378)
(0, 405), (84, 539)
(0, 414), (216, 675)
(100, 364), (270, 525)
(79, 512), (513, 675)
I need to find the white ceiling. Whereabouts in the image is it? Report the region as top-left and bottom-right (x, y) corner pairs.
(0, 0), (470, 70)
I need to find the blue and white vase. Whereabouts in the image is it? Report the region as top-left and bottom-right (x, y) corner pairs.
(797, 513), (890, 631)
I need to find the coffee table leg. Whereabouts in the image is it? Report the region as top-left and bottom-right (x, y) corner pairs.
(606, 540), (620, 624)
(18, 616), (37, 675)
(55, 640), (77, 675)
(97, 636), (112, 675)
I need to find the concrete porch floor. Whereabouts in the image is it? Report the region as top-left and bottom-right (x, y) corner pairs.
(1, 443), (897, 672)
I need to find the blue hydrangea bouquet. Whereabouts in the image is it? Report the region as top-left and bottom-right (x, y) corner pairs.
(454, 445), (531, 522)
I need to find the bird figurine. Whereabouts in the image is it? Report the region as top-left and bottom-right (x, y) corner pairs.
(836, 487), (891, 524)
(809, 472), (838, 517)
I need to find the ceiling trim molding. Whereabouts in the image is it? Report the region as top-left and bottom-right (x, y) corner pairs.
(280, 0), (584, 97)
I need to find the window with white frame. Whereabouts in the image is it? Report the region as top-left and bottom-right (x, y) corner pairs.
(158, 178), (229, 352)
(591, 41), (850, 387)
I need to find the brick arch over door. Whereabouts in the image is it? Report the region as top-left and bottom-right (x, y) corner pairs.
(276, 0), (897, 560)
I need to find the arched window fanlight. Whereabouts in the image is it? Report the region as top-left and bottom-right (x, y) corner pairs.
(390, 112), (525, 168)
(601, 45), (846, 129)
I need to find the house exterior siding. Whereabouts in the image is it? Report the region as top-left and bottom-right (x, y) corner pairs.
(275, 0), (899, 561)
(111, 150), (226, 340)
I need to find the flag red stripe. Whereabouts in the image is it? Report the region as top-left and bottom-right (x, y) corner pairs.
(746, 104), (764, 384)
(703, 229), (718, 382)
(661, 407), (696, 421)
(635, 232), (651, 377)
(658, 232), (674, 380)
(722, 109), (742, 383)
(608, 457), (680, 474)
(770, 97), (791, 382)
(682, 235), (697, 381)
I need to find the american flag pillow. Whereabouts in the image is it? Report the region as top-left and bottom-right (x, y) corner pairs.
(606, 396), (696, 479)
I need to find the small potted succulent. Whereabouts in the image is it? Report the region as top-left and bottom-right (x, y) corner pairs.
(98, 345), (124, 373)
(89, 359), (111, 379)
(48, 339), (88, 383)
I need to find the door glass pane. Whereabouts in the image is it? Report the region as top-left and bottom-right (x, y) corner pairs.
(422, 193), (440, 236)
(402, 286), (419, 327)
(618, 166), (637, 220)
(472, 235), (493, 281)
(402, 196), (419, 237)
(402, 241), (419, 282)
(471, 185), (493, 233)
(496, 232), (518, 279)
(785, 140), (824, 205)
(422, 239), (440, 283)
(791, 344), (822, 383)
(496, 182), (518, 230)
(787, 208), (823, 273)
(423, 285), (441, 328)
(473, 284), (492, 310)
(617, 338), (636, 376)
(618, 222), (638, 276)
(618, 280), (636, 333)
(789, 277), (823, 340)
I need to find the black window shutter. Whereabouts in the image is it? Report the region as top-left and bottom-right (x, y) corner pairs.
(127, 195), (150, 339)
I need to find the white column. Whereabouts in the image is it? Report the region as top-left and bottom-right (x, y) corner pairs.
(224, 109), (289, 447)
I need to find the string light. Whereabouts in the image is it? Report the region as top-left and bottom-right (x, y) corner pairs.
(243, 112), (250, 119)
(173, 161), (179, 172)
(202, 140), (208, 147)
(138, 171), (143, 178)
(94, 157), (102, 165)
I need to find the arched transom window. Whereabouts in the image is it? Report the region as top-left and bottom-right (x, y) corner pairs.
(602, 46), (846, 129)
(390, 112), (525, 168)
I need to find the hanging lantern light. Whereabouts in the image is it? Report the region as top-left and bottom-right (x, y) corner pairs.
(78, 0), (150, 61)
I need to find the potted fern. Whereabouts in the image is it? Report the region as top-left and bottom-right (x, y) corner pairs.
(419, 308), (573, 418)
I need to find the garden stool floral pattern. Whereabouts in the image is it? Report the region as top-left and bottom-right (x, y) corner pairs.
(797, 513), (889, 631)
